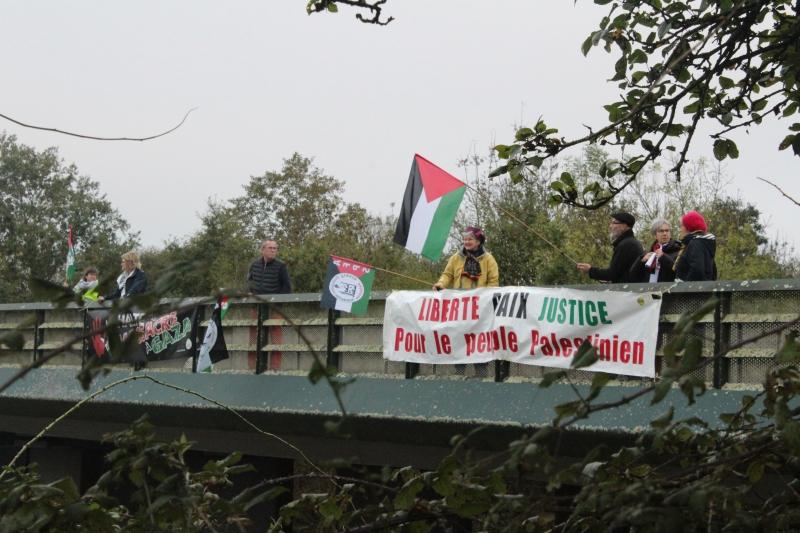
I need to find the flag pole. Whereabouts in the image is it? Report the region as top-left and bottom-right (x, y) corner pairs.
(65, 224), (75, 285)
(462, 182), (579, 264)
(370, 265), (433, 288)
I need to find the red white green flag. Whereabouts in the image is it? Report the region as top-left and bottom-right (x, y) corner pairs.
(393, 154), (466, 261)
(321, 256), (375, 315)
(196, 296), (230, 373)
(65, 225), (76, 283)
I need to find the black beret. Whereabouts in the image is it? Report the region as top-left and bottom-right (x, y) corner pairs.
(611, 212), (635, 227)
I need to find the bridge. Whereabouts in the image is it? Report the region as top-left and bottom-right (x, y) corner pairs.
(0, 279), (797, 526)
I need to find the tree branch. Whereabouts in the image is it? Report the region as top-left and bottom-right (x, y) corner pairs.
(757, 177), (800, 207)
(0, 107), (196, 141)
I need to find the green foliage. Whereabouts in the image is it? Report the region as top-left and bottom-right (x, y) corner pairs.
(269, 299), (800, 531)
(460, 145), (795, 285)
(144, 153), (440, 294)
(482, 0), (800, 208)
(0, 416), (273, 532)
(0, 134), (138, 302)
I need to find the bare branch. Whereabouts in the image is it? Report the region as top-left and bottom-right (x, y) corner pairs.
(308, 0), (394, 25)
(0, 107), (196, 141)
(757, 177), (800, 207)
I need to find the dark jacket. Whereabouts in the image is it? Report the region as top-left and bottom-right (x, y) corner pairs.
(105, 269), (148, 300)
(247, 258), (292, 294)
(589, 229), (645, 284)
(674, 232), (717, 281)
(631, 240), (681, 283)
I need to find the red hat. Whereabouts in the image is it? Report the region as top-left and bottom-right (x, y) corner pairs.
(681, 211), (707, 233)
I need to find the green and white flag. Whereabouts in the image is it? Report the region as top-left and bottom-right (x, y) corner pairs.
(321, 256), (375, 315)
(65, 225), (76, 283)
(196, 297), (230, 373)
(393, 154), (466, 261)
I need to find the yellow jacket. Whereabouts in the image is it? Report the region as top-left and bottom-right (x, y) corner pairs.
(436, 250), (500, 290)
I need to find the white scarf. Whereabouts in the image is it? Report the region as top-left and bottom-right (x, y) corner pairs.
(116, 270), (135, 297)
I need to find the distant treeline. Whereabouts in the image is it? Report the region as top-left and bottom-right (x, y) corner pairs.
(0, 134), (795, 302)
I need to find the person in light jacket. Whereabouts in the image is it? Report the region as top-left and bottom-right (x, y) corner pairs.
(433, 226), (499, 291)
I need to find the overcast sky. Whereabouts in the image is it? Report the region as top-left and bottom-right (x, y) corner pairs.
(2, 1), (798, 253)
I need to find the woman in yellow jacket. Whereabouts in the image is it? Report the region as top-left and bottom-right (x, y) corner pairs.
(433, 226), (499, 291)
(432, 226), (499, 378)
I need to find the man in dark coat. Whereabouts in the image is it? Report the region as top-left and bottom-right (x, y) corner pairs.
(247, 239), (292, 294)
(577, 212), (645, 284)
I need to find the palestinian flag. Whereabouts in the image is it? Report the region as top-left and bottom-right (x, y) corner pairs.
(196, 297), (230, 373)
(65, 225), (76, 283)
(393, 154), (466, 261)
(321, 256), (375, 315)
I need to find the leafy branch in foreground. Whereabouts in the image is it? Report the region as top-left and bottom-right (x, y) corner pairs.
(315, 0), (800, 210)
(306, 0), (394, 25)
(0, 416), (272, 532)
(495, 0), (800, 208)
(271, 299), (800, 531)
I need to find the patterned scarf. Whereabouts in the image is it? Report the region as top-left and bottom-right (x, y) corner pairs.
(461, 246), (485, 281)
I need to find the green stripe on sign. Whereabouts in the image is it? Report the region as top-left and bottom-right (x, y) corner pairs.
(349, 269), (376, 315)
(420, 186), (465, 261)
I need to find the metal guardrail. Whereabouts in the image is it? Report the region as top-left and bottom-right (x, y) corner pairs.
(0, 279), (798, 387)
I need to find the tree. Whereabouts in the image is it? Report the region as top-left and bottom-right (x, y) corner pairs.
(458, 144), (795, 285)
(0, 133), (138, 302)
(704, 196), (797, 278)
(143, 153), (441, 295)
(313, 0), (800, 211)
(0, 416), (269, 531)
(232, 153), (345, 247)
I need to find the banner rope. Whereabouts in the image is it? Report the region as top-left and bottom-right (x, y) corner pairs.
(370, 265), (433, 288)
(463, 182), (579, 264)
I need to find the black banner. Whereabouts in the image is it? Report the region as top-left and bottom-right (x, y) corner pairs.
(87, 308), (197, 365)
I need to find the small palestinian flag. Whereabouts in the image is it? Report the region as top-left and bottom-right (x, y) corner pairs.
(196, 297), (230, 373)
(393, 154), (466, 261)
(321, 256), (375, 315)
(65, 225), (76, 283)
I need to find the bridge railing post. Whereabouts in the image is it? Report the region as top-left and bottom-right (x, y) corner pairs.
(191, 305), (204, 373)
(712, 292), (732, 389)
(33, 309), (45, 362)
(494, 361), (510, 382)
(255, 303), (268, 374)
(405, 362), (419, 379)
(326, 309), (341, 371)
(81, 308), (89, 367)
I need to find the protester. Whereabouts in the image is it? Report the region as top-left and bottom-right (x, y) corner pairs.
(247, 239), (292, 294)
(433, 226), (499, 378)
(576, 212), (644, 283)
(674, 210), (717, 281)
(73, 266), (100, 302)
(433, 226), (499, 291)
(631, 218), (681, 283)
(101, 251), (148, 301)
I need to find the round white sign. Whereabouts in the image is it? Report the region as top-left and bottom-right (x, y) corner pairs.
(329, 273), (364, 302)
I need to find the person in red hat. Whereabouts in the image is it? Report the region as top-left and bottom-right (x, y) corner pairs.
(674, 210), (717, 281)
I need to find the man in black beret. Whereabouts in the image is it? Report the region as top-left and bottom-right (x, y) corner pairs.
(576, 212), (645, 284)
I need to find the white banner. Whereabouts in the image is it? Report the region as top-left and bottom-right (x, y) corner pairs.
(383, 286), (662, 377)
